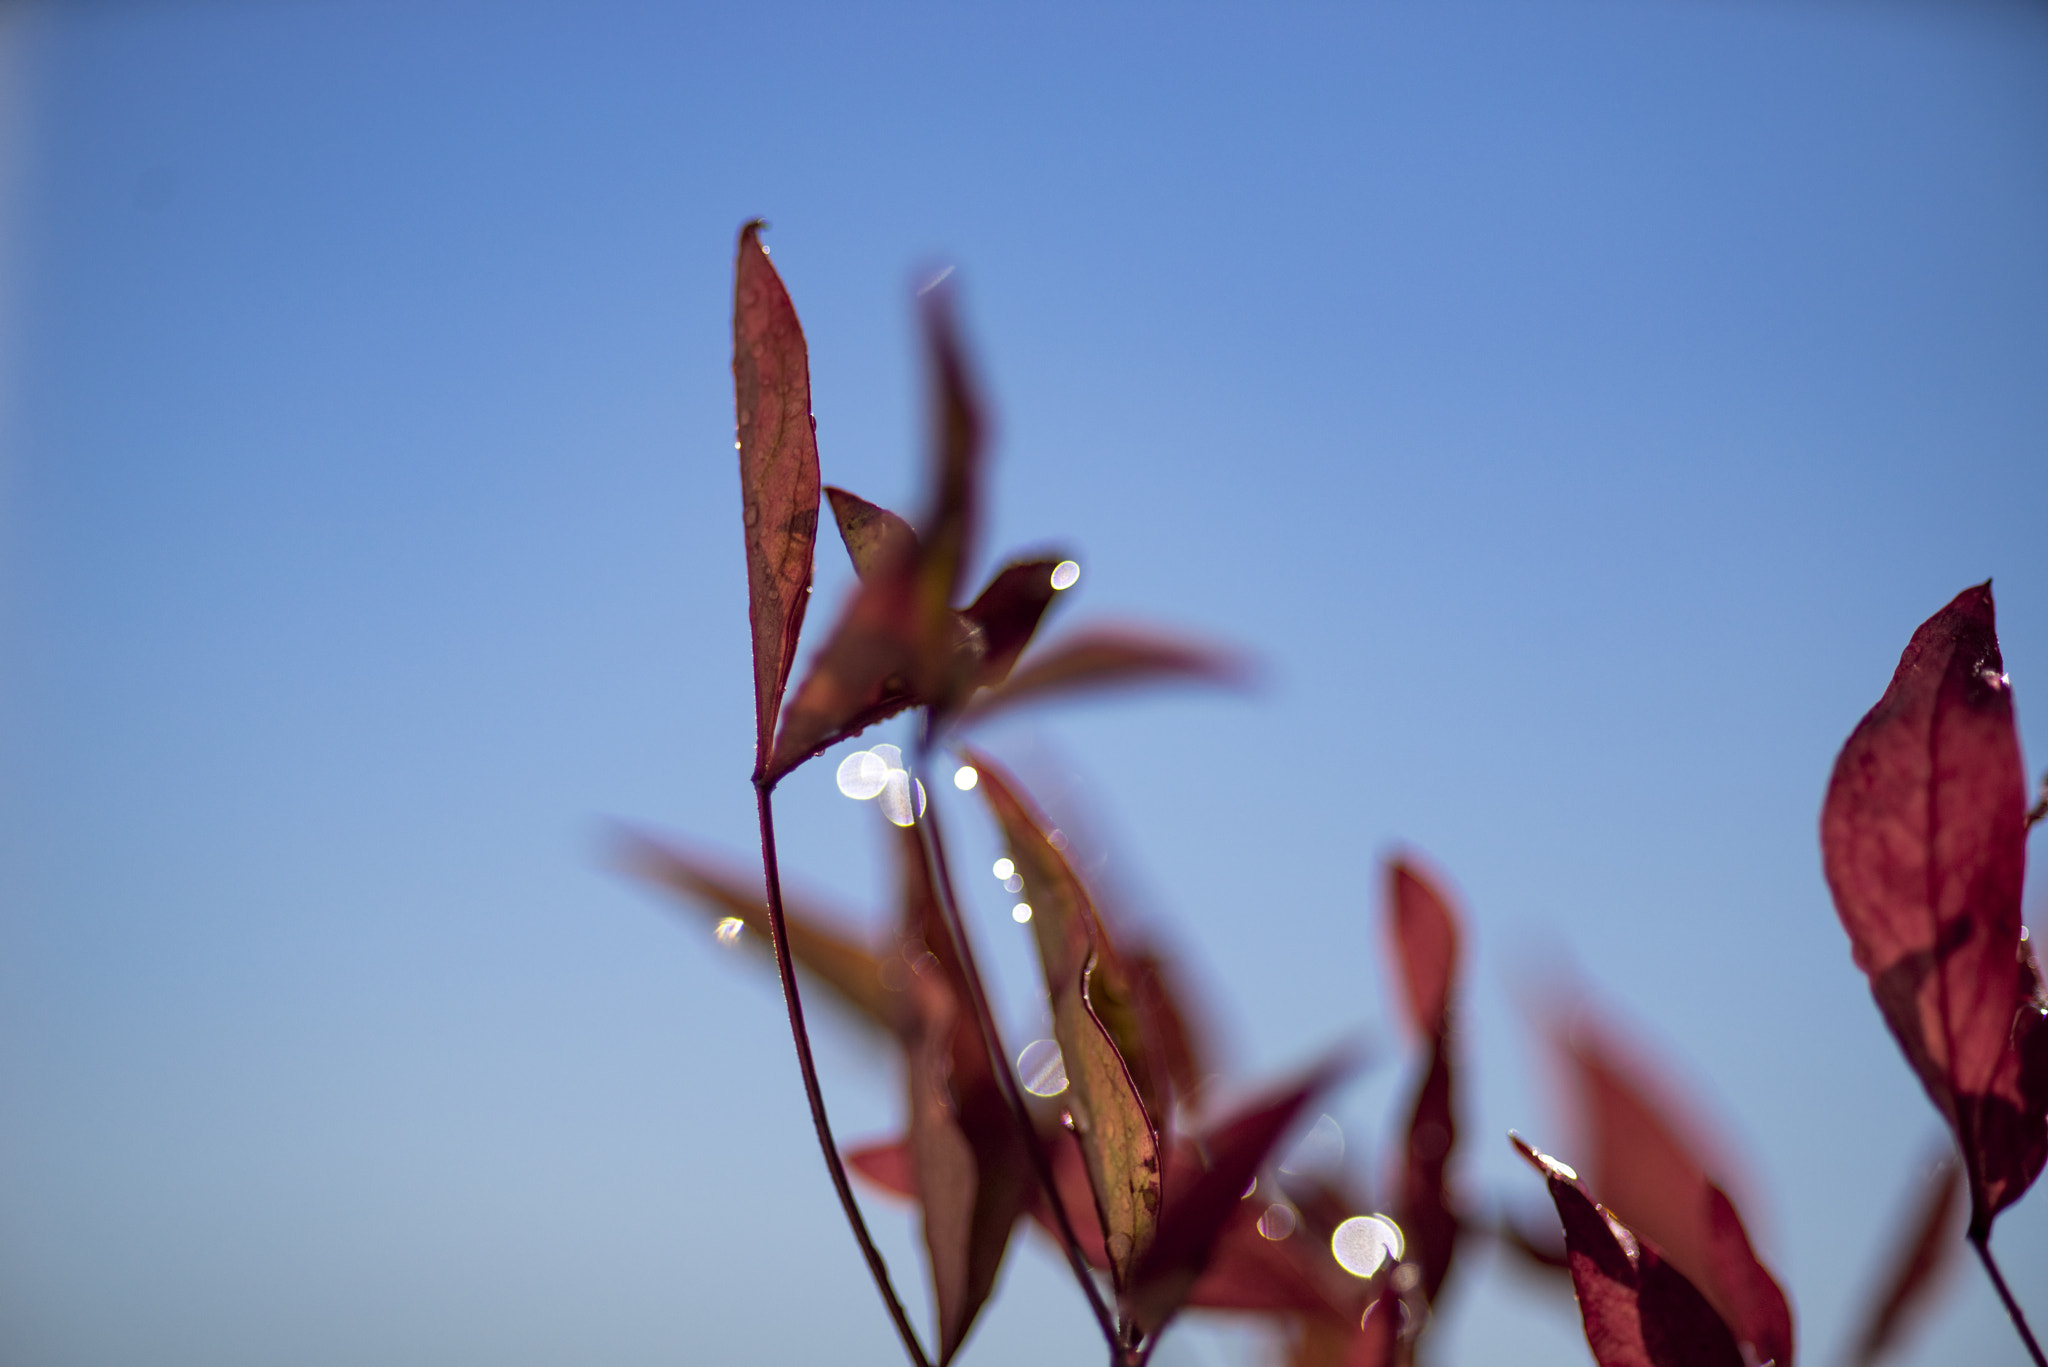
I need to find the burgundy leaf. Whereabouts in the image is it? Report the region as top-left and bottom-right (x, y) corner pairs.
(766, 551), (928, 779)
(615, 829), (904, 1035)
(848, 1137), (918, 1199)
(1381, 855), (1464, 1308)
(961, 558), (1070, 688)
(1385, 858), (1460, 1040)
(1286, 1284), (1403, 1367)
(732, 222), (822, 781)
(826, 486), (920, 581)
(767, 293), (998, 775)
(955, 624), (1251, 728)
(1843, 1155), (1965, 1367)
(1558, 1012), (1794, 1367)
(1512, 1135), (1747, 1367)
(1127, 946), (1215, 1117)
(1121, 1057), (1353, 1337)
(1497, 1207), (1572, 1276)
(909, 283), (984, 626)
(972, 755), (1161, 1289)
(1821, 582), (2047, 1235)
(888, 826), (1028, 1364)
(1395, 1038), (1459, 1306)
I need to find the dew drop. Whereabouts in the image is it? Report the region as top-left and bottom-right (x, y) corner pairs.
(714, 917), (745, 947)
(1332, 1215), (1404, 1277)
(1018, 1039), (1068, 1096)
(836, 751), (889, 800)
(953, 765), (979, 791)
(992, 858), (1016, 880)
(1012, 903), (1033, 923)
(1050, 560), (1080, 591)
(1257, 1204), (1298, 1241)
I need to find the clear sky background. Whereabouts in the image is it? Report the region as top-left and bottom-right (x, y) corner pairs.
(1, 1), (2045, 1364)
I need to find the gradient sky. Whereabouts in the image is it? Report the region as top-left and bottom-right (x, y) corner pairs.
(2, 1), (2046, 1364)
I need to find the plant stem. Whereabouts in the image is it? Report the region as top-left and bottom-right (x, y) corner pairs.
(753, 781), (933, 1367)
(911, 748), (1122, 1350)
(1971, 1231), (2047, 1367)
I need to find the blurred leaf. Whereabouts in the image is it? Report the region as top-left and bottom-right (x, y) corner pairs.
(973, 755), (1161, 1290)
(1512, 1135), (1746, 1367)
(732, 222), (822, 781)
(1557, 1012), (1794, 1367)
(1127, 947), (1214, 1119)
(827, 486), (920, 580)
(1121, 1057), (1353, 1337)
(1496, 1207), (1572, 1276)
(1821, 582), (2048, 1237)
(1286, 1284), (1402, 1367)
(768, 292), (996, 776)
(956, 625), (1251, 728)
(616, 829), (902, 1035)
(1381, 856), (1463, 1308)
(1385, 859), (1459, 1040)
(767, 551), (928, 779)
(848, 1138), (918, 1198)
(889, 827), (1029, 1364)
(961, 558), (1069, 688)
(1842, 1154), (1965, 1367)
(1396, 1039), (1458, 1307)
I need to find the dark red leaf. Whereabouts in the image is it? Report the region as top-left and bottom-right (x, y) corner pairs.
(1512, 1135), (1746, 1367)
(972, 755), (1160, 1289)
(1843, 1154), (1965, 1367)
(887, 826), (1029, 1364)
(767, 293), (998, 776)
(909, 283), (983, 624)
(961, 558), (1070, 688)
(826, 486), (920, 581)
(615, 829), (904, 1035)
(955, 624), (1251, 728)
(848, 1137), (918, 1199)
(1557, 1012), (1794, 1367)
(1395, 1038), (1459, 1307)
(1126, 946), (1215, 1117)
(1285, 1284), (1403, 1367)
(1381, 855), (1464, 1309)
(767, 550), (928, 779)
(1121, 1056), (1354, 1337)
(1385, 858), (1460, 1039)
(732, 222), (822, 781)
(1821, 582), (2047, 1236)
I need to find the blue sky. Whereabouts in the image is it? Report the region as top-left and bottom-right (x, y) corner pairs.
(2, 1), (2045, 1363)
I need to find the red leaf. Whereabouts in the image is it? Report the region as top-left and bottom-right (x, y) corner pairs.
(972, 756), (1161, 1289)
(1513, 1135), (1747, 1367)
(1842, 1154), (1965, 1367)
(889, 826), (1029, 1363)
(1557, 1012), (1795, 1367)
(826, 486), (920, 581)
(848, 1137), (918, 1200)
(615, 829), (905, 1035)
(1121, 1057), (1354, 1337)
(1381, 855), (1464, 1307)
(961, 558), (1070, 688)
(1126, 946), (1216, 1118)
(1821, 582), (2047, 1235)
(732, 222), (822, 781)
(1385, 859), (1460, 1040)
(1395, 1038), (1459, 1307)
(955, 624), (1251, 728)
(767, 292), (995, 776)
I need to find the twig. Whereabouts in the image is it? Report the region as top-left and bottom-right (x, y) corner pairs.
(2026, 770), (2047, 833)
(911, 745), (1124, 1351)
(754, 780), (934, 1367)
(1971, 1232), (2047, 1367)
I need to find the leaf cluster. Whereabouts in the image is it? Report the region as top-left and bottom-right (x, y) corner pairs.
(626, 226), (2045, 1367)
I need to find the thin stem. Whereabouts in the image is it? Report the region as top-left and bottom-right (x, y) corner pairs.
(911, 747), (1122, 1350)
(1971, 1232), (2047, 1367)
(753, 780), (933, 1367)
(2026, 769), (2047, 832)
